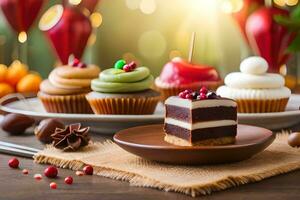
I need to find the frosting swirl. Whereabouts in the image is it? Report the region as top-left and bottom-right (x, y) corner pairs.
(40, 65), (100, 95)
(91, 66), (154, 93)
(224, 57), (284, 89)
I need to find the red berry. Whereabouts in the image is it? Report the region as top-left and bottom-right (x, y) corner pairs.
(72, 58), (80, 66)
(185, 93), (193, 100)
(22, 169), (29, 174)
(64, 176), (73, 185)
(34, 174), (42, 180)
(199, 86), (208, 94)
(8, 158), (19, 168)
(183, 89), (192, 94)
(83, 165), (93, 175)
(128, 61), (137, 69)
(179, 92), (186, 98)
(50, 182), (57, 189)
(44, 166), (58, 178)
(200, 93), (207, 100)
(123, 64), (132, 72)
(78, 62), (87, 68)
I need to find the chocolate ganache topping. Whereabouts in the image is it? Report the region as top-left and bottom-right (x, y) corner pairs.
(51, 123), (90, 151)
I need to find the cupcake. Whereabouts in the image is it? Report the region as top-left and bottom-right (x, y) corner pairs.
(38, 59), (100, 113)
(217, 56), (291, 113)
(86, 59), (160, 115)
(155, 57), (221, 101)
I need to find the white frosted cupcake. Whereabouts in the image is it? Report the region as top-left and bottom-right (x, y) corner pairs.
(217, 56), (291, 113)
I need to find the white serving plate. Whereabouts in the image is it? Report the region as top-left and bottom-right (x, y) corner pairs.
(0, 95), (300, 134)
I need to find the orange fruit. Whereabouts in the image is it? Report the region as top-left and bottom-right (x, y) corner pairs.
(16, 73), (43, 93)
(6, 60), (28, 86)
(0, 83), (14, 97)
(0, 64), (8, 82)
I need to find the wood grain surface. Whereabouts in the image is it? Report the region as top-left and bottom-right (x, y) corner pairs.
(0, 130), (300, 200)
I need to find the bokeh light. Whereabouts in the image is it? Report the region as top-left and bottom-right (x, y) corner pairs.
(138, 30), (166, 58)
(126, 0), (141, 10)
(285, 0), (298, 6)
(140, 0), (157, 14)
(18, 31), (27, 43)
(90, 12), (103, 28)
(274, 0), (286, 6)
(69, 0), (82, 5)
(221, 0), (244, 14)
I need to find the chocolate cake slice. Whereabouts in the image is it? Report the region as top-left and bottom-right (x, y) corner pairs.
(164, 89), (237, 146)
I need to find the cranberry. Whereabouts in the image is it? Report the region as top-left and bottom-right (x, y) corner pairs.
(72, 58), (80, 67)
(44, 166), (58, 178)
(8, 158), (19, 168)
(199, 86), (208, 94)
(179, 92), (186, 98)
(64, 176), (73, 185)
(50, 182), (57, 189)
(185, 93), (193, 100)
(123, 64), (132, 72)
(128, 61), (137, 70)
(34, 174), (42, 180)
(183, 89), (192, 94)
(77, 62), (87, 68)
(22, 169), (29, 174)
(83, 165), (93, 175)
(199, 93), (207, 100)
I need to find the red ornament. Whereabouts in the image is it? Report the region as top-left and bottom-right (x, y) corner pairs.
(8, 157), (19, 168)
(232, 0), (264, 43)
(83, 165), (93, 175)
(246, 7), (295, 73)
(44, 166), (58, 178)
(0, 0), (45, 34)
(40, 5), (92, 64)
(63, 0), (100, 13)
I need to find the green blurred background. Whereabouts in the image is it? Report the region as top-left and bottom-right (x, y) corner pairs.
(0, 0), (247, 78)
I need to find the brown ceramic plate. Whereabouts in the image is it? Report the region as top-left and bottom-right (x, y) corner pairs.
(113, 124), (275, 165)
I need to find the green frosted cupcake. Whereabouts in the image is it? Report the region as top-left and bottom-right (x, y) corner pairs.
(86, 60), (160, 115)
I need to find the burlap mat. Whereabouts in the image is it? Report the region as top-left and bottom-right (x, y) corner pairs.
(34, 133), (300, 197)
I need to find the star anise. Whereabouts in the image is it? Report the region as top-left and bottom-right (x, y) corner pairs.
(51, 123), (90, 151)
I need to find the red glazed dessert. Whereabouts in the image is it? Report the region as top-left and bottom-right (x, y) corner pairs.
(155, 57), (221, 101)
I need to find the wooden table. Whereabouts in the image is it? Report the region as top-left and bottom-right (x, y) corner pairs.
(1, 130), (300, 200)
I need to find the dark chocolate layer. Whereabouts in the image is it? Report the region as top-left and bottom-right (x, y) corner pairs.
(164, 124), (237, 143)
(166, 105), (237, 123)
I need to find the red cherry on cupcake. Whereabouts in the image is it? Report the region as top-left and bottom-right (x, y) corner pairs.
(8, 157), (19, 168)
(72, 58), (80, 67)
(123, 64), (132, 72)
(128, 61), (137, 70)
(44, 166), (58, 178)
(78, 62), (87, 68)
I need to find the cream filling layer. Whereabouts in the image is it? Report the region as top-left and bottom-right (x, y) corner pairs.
(165, 96), (237, 109)
(164, 118), (237, 130)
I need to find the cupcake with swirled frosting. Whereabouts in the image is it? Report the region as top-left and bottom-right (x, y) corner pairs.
(217, 56), (291, 113)
(38, 59), (100, 113)
(86, 59), (160, 114)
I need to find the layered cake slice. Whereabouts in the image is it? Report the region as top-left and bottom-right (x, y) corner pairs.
(164, 88), (237, 146)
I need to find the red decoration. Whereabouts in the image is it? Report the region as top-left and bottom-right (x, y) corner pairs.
(246, 7), (295, 73)
(159, 58), (220, 85)
(232, 0), (264, 43)
(0, 0), (45, 34)
(42, 6), (92, 64)
(63, 0), (100, 13)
